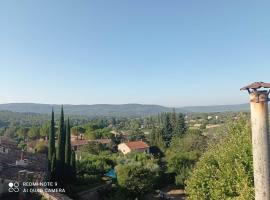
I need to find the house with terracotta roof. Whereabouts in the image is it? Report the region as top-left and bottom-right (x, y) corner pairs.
(118, 141), (150, 155)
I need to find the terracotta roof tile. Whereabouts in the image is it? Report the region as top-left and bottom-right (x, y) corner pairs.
(71, 140), (89, 147)
(125, 141), (149, 150)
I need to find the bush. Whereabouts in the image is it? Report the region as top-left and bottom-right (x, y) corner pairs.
(76, 153), (114, 181)
(186, 120), (254, 200)
(115, 152), (160, 198)
(167, 152), (196, 186)
(166, 131), (207, 187)
(35, 142), (48, 154)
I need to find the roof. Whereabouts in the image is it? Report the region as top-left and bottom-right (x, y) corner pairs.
(0, 144), (47, 181)
(240, 82), (270, 90)
(0, 137), (17, 148)
(125, 141), (149, 150)
(71, 139), (89, 147)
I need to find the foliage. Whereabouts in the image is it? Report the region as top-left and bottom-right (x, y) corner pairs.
(65, 118), (71, 165)
(28, 126), (40, 139)
(162, 115), (173, 147)
(35, 141), (48, 154)
(79, 141), (109, 154)
(48, 110), (56, 172)
(167, 152), (196, 186)
(70, 150), (77, 182)
(40, 123), (50, 138)
(56, 106), (66, 183)
(149, 128), (165, 152)
(77, 153), (114, 178)
(174, 113), (187, 136)
(84, 127), (112, 140)
(48, 107), (75, 184)
(115, 153), (160, 198)
(166, 130), (207, 187)
(168, 129), (207, 155)
(186, 119), (254, 200)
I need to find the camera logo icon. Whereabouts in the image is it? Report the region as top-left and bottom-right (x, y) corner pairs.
(8, 182), (19, 192)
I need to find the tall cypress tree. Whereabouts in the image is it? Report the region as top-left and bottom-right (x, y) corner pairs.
(56, 106), (66, 182)
(63, 118), (72, 183)
(70, 150), (76, 182)
(65, 118), (71, 165)
(174, 113), (187, 136)
(57, 106), (66, 161)
(51, 152), (56, 181)
(162, 114), (173, 147)
(48, 109), (56, 172)
(171, 108), (177, 130)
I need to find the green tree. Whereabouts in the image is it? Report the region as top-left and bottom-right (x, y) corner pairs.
(77, 154), (112, 176)
(150, 128), (165, 151)
(186, 119), (254, 200)
(166, 130), (207, 186)
(174, 113), (186, 136)
(70, 150), (76, 182)
(27, 126), (40, 139)
(64, 118), (72, 183)
(17, 127), (29, 140)
(51, 152), (56, 181)
(162, 114), (173, 147)
(115, 153), (160, 198)
(35, 142), (48, 154)
(171, 108), (177, 130)
(48, 109), (56, 172)
(40, 123), (50, 139)
(65, 118), (71, 165)
(56, 106), (66, 183)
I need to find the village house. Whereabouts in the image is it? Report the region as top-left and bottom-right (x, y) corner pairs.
(0, 137), (47, 197)
(118, 141), (150, 155)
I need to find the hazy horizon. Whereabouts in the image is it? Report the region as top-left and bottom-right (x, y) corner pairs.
(0, 101), (249, 108)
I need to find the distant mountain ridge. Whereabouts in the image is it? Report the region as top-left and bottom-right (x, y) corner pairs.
(0, 103), (250, 117)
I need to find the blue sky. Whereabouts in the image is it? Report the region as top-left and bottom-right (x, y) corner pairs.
(0, 1), (270, 107)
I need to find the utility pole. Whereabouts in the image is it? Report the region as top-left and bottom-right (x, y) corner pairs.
(241, 82), (270, 200)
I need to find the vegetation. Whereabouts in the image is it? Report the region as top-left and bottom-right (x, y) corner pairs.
(0, 103), (250, 117)
(166, 129), (207, 186)
(115, 153), (160, 198)
(48, 107), (76, 185)
(48, 109), (55, 172)
(0, 106), (252, 199)
(186, 119), (254, 199)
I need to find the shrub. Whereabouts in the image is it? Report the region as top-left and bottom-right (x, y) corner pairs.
(115, 152), (160, 198)
(35, 142), (48, 154)
(166, 131), (207, 187)
(186, 120), (254, 200)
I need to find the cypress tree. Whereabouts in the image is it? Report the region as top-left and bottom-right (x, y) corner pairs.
(51, 152), (56, 181)
(175, 113), (187, 136)
(57, 106), (66, 161)
(162, 114), (173, 147)
(64, 118), (72, 183)
(48, 109), (56, 172)
(171, 108), (177, 130)
(56, 106), (66, 182)
(70, 150), (76, 182)
(65, 118), (71, 165)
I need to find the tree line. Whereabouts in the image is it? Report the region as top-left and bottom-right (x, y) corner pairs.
(150, 110), (187, 148)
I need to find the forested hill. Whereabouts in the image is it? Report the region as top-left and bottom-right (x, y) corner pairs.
(0, 103), (249, 117)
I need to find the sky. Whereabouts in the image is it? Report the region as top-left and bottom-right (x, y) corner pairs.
(0, 1), (270, 107)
